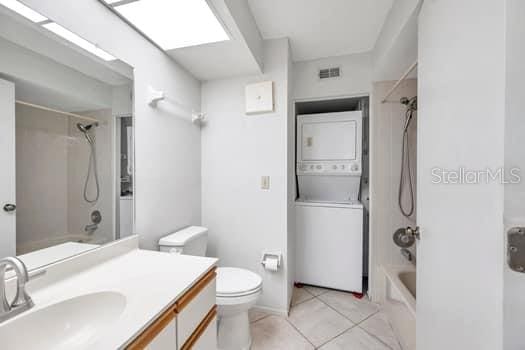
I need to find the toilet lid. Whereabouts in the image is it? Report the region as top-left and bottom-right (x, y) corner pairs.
(216, 267), (262, 297)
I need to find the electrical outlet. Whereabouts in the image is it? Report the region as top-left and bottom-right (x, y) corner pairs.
(261, 176), (270, 190)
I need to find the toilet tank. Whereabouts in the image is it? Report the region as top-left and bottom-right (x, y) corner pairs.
(158, 226), (208, 256)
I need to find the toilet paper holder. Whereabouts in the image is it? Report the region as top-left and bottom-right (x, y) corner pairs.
(261, 251), (282, 270)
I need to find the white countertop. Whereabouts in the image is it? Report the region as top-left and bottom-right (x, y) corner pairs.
(8, 247), (217, 349)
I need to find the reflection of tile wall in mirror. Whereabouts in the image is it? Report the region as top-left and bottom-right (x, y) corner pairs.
(0, 2), (134, 270)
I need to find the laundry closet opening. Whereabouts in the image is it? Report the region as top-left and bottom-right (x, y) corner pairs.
(293, 96), (370, 295)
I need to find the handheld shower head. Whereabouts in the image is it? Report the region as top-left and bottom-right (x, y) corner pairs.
(77, 122), (100, 204)
(77, 122), (98, 145)
(400, 96), (417, 111)
(76, 122), (98, 133)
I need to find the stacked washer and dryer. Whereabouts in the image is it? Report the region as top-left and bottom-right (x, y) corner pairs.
(295, 111), (364, 293)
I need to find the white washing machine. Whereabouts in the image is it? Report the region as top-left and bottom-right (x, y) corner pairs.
(295, 111), (363, 293)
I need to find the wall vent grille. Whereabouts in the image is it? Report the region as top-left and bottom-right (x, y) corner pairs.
(319, 67), (341, 79)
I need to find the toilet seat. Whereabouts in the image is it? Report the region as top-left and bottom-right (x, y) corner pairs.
(216, 267), (262, 298)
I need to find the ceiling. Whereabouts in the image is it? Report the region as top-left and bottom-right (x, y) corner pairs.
(167, 40), (261, 81)
(247, 0), (394, 61)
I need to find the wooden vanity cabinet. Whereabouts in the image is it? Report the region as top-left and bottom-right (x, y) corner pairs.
(127, 268), (217, 350)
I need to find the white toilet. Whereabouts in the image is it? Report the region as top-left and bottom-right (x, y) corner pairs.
(159, 226), (262, 350)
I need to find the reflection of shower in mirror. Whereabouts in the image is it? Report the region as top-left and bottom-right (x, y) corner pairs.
(77, 122), (100, 204)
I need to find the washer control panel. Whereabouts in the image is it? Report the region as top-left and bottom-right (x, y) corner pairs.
(297, 162), (361, 175)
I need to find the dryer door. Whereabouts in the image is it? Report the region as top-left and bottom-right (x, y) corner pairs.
(296, 111), (362, 174)
(301, 120), (357, 161)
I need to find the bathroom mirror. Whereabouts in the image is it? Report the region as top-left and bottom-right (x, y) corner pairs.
(0, 2), (134, 270)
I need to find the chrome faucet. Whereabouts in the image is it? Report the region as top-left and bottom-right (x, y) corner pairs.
(0, 257), (34, 323)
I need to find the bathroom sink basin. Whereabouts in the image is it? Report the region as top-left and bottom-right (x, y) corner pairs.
(0, 291), (126, 350)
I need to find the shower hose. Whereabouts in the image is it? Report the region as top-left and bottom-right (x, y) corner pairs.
(398, 108), (415, 218)
(83, 135), (100, 204)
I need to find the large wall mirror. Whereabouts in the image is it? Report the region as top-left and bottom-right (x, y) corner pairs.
(0, 2), (134, 270)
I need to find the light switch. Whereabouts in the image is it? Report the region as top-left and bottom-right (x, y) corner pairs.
(261, 176), (270, 190)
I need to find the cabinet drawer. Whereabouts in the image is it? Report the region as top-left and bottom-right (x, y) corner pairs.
(193, 315), (216, 350)
(181, 306), (217, 350)
(176, 268), (216, 349)
(126, 304), (177, 350)
(145, 318), (176, 350)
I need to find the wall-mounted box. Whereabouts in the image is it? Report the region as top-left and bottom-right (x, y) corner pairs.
(245, 81), (274, 115)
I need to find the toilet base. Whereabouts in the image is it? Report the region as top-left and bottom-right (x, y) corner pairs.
(217, 310), (252, 350)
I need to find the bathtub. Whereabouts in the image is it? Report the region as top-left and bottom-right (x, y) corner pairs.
(382, 265), (416, 350)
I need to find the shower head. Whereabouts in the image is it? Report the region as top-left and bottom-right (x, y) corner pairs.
(77, 122), (98, 145)
(400, 96), (417, 111)
(76, 122), (98, 133)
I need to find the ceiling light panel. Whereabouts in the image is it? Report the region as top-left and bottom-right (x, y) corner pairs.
(109, 0), (229, 50)
(0, 0), (47, 22)
(43, 23), (116, 61)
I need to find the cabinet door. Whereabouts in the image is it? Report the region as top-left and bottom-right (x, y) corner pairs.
(176, 270), (216, 348)
(192, 315), (217, 350)
(145, 318), (176, 350)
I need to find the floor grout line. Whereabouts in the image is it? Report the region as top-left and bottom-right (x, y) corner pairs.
(290, 292), (363, 349)
(314, 292), (380, 326)
(369, 312), (404, 350)
(290, 295), (315, 307)
(251, 288), (402, 350)
(314, 323), (357, 349)
(283, 317), (318, 349)
(288, 291), (355, 349)
(290, 287), (316, 307)
(309, 292), (393, 349)
(358, 324), (397, 350)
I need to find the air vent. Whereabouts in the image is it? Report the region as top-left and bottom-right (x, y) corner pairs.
(319, 67), (341, 79)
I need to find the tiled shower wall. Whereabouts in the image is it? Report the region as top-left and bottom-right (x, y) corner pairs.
(16, 104), (113, 253)
(369, 78), (417, 301)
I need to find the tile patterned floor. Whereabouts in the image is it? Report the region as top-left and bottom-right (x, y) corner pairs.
(249, 286), (401, 350)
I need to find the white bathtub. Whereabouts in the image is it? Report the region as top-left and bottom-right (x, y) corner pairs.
(382, 265), (416, 350)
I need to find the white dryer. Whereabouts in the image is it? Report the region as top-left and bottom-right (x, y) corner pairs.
(295, 111), (363, 293)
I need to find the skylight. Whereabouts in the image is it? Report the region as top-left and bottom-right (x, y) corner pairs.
(0, 0), (116, 61)
(43, 23), (116, 61)
(0, 0), (47, 22)
(103, 0), (229, 50)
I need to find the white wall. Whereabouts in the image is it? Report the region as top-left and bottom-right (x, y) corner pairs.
(418, 1), (504, 349)
(369, 79), (417, 302)
(24, 0), (202, 250)
(293, 53), (372, 100)
(504, 0), (525, 349)
(201, 38), (292, 312)
(112, 85), (133, 116)
(15, 105), (69, 253)
(372, 0), (419, 81)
